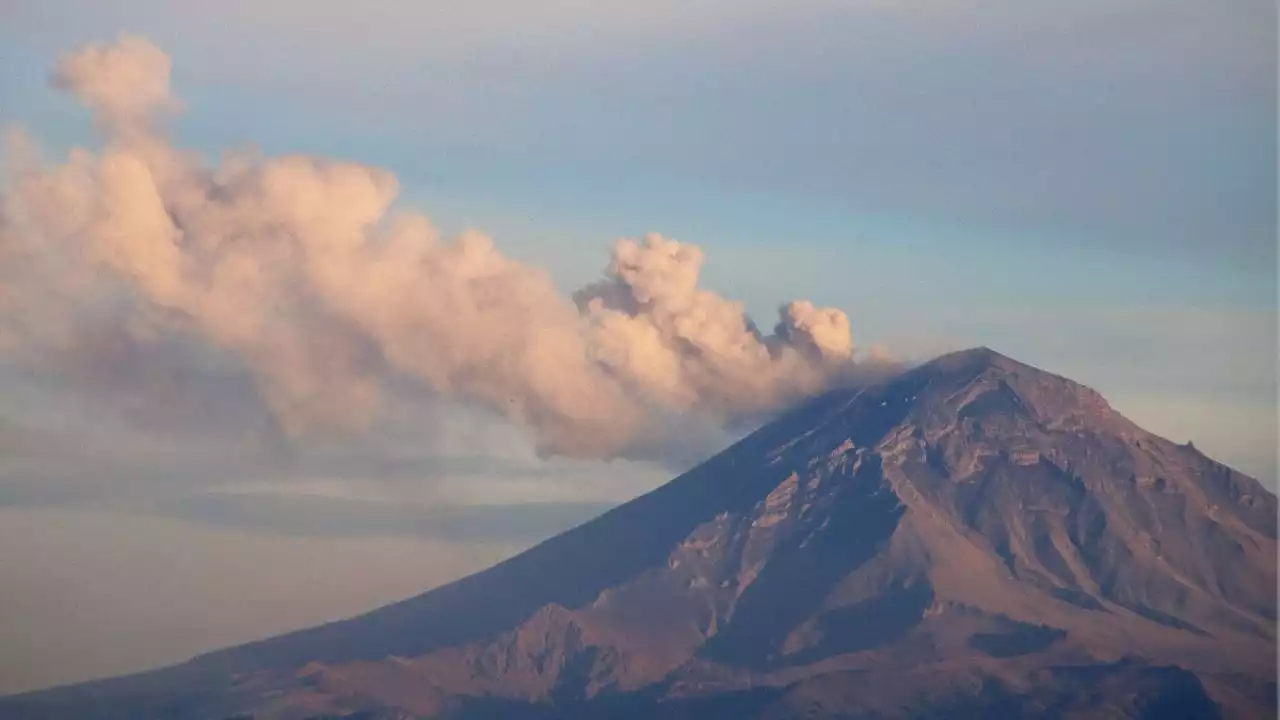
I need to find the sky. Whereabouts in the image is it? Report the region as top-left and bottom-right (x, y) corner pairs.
(0, 0), (1275, 694)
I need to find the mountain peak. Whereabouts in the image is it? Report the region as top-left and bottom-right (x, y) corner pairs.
(886, 345), (1116, 434)
(918, 345), (1042, 381)
(929, 344), (1008, 364)
(4, 348), (1275, 720)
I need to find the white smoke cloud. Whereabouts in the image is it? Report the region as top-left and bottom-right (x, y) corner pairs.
(574, 235), (861, 424)
(0, 36), (887, 461)
(49, 35), (182, 138)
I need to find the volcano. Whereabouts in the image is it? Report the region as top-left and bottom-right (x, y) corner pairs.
(3, 348), (1275, 719)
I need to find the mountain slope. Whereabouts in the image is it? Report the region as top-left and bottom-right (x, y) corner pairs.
(3, 347), (1275, 719)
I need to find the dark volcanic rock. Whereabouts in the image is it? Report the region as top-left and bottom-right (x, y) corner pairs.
(3, 347), (1275, 719)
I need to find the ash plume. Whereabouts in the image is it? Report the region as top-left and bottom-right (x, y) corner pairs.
(0, 36), (889, 461)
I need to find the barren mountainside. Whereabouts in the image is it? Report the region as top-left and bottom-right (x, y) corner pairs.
(3, 347), (1275, 719)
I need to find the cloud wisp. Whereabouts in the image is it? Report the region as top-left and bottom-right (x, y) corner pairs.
(1, 36), (888, 463)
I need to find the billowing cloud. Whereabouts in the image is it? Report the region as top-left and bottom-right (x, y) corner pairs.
(575, 236), (861, 423)
(0, 36), (887, 461)
(49, 35), (181, 133)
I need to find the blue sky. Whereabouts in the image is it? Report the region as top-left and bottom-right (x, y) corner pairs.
(0, 0), (1274, 692)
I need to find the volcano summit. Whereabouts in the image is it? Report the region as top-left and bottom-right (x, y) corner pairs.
(3, 348), (1275, 719)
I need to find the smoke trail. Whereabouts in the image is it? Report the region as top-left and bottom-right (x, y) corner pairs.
(0, 36), (884, 460)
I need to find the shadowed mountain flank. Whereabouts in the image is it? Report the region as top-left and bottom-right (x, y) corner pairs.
(3, 347), (1275, 719)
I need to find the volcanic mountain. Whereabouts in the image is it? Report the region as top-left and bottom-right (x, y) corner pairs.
(3, 348), (1276, 719)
